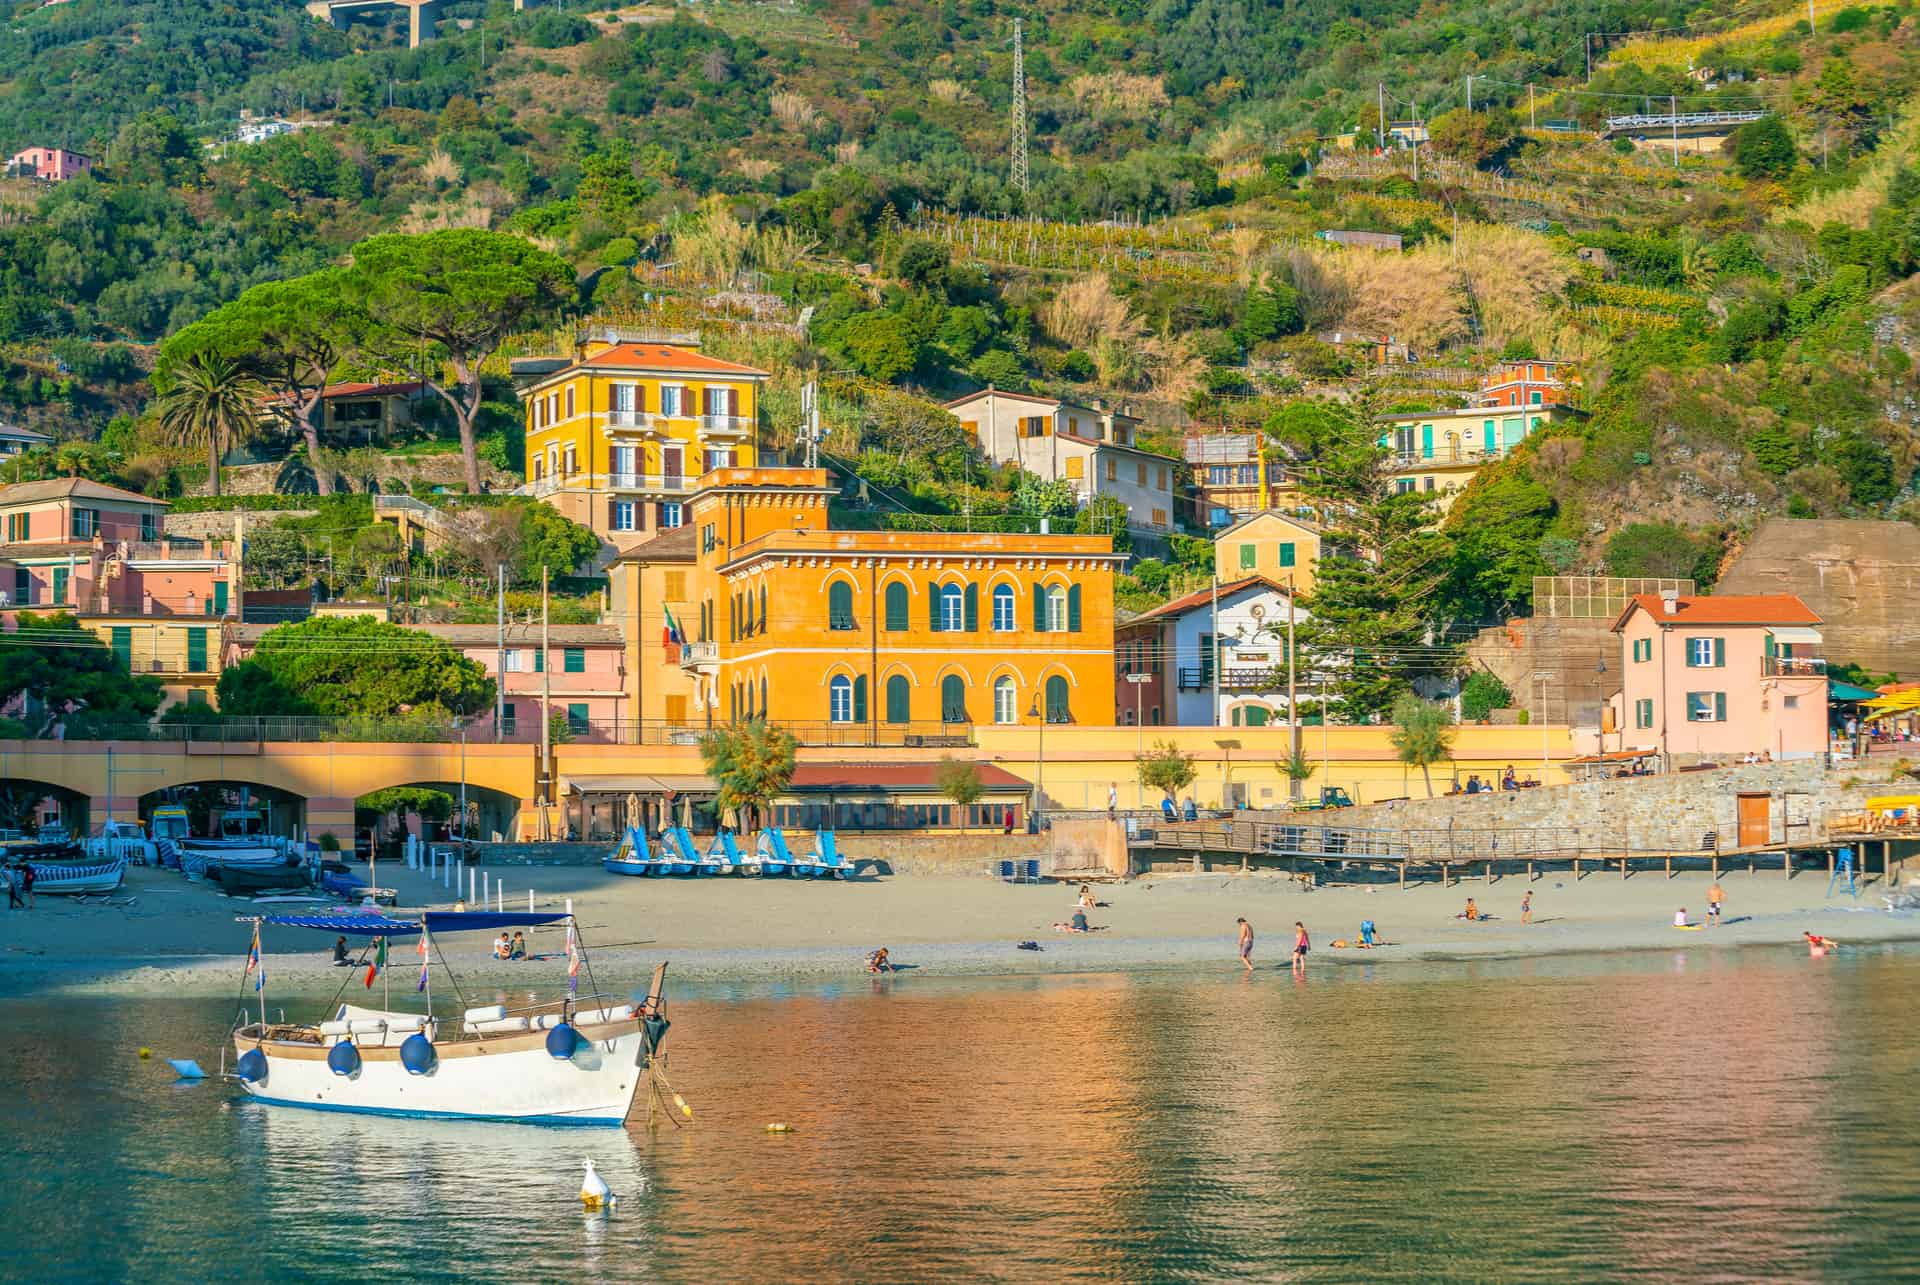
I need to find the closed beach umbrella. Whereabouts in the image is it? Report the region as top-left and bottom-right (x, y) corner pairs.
(626, 792), (641, 831)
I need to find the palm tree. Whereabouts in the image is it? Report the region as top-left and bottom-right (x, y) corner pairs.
(153, 353), (259, 497)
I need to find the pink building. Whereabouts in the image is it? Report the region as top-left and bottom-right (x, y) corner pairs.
(223, 621), (629, 742)
(1610, 591), (1828, 763)
(6, 147), (93, 182)
(0, 478), (237, 617)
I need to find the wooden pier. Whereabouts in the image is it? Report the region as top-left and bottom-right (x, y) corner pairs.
(1132, 817), (1914, 889)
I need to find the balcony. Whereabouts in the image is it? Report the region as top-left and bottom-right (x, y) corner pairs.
(607, 472), (694, 494)
(1764, 655), (1827, 677)
(698, 414), (754, 438)
(1389, 445), (1507, 469)
(1177, 665), (1280, 691)
(605, 409), (665, 434)
(523, 475), (564, 498)
(679, 640), (718, 670)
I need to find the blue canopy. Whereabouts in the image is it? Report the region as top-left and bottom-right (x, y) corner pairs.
(422, 911), (571, 933)
(263, 914), (421, 937)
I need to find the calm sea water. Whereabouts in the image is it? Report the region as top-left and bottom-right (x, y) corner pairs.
(4, 945), (1920, 1282)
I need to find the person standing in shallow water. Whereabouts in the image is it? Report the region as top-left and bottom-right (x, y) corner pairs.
(1520, 890), (1533, 925)
(1237, 918), (1254, 972)
(1291, 921), (1309, 973)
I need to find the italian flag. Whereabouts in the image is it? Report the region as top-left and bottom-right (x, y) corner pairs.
(364, 936), (386, 989)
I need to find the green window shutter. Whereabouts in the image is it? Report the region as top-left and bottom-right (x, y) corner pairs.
(927, 580), (941, 632)
(1045, 675), (1069, 723)
(1715, 692), (1726, 721)
(51, 567), (67, 604)
(1713, 638), (1725, 668)
(884, 583), (907, 631)
(533, 649), (544, 673)
(213, 580), (229, 614)
(885, 675), (910, 724)
(964, 582), (979, 632)
(564, 647), (585, 673)
(1067, 584), (1082, 632)
(1238, 543), (1255, 570)
(1279, 542), (1295, 568)
(110, 627), (132, 671)
(1421, 424), (1433, 459)
(1684, 642), (1697, 668)
(567, 702), (589, 732)
(852, 675), (867, 723)
(1033, 583), (1046, 632)
(186, 629), (208, 673)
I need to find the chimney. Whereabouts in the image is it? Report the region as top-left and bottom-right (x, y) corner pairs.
(1660, 588), (1679, 616)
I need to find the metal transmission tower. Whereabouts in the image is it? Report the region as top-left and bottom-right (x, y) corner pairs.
(1009, 18), (1029, 196)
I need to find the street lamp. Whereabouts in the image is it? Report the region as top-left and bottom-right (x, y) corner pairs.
(1028, 695), (1046, 829)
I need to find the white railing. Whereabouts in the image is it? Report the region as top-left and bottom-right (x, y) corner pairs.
(605, 409), (661, 431)
(680, 640), (718, 667)
(699, 414), (753, 435)
(1388, 446), (1507, 468)
(607, 473), (694, 492)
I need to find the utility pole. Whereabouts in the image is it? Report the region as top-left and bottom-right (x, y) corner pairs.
(1009, 19), (1029, 197)
(494, 563), (505, 744)
(1529, 83), (1536, 129)
(540, 564), (552, 841)
(1210, 575), (1221, 728)
(1286, 574), (1300, 800)
(1671, 94), (1679, 168)
(1377, 82), (1386, 152)
(1466, 75), (1472, 113)
(1586, 33), (1592, 84)
(1809, 0), (1816, 32)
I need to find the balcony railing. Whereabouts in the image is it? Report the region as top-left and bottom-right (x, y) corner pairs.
(524, 475), (565, 498)
(1389, 445), (1507, 468)
(1177, 665), (1281, 691)
(679, 640), (718, 668)
(607, 472), (693, 493)
(1764, 656), (1827, 677)
(605, 409), (662, 432)
(698, 414), (753, 436)
(121, 540), (228, 562)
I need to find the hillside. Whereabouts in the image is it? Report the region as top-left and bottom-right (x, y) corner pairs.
(1, 0), (1918, 666)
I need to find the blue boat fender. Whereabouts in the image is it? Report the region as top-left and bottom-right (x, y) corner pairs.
(400, 1032), (437, 1076)
(235, 1048), (268, 1083)
(546, 1022), (579, 1060)
(327, 1040), (361, 1077)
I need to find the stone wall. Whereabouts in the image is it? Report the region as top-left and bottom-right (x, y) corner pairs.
(1243, 756), (1908, 852)
(1717, 518), (1920, 676)
(165, 510), (317, 541)
(1464, 615), (1616, 725)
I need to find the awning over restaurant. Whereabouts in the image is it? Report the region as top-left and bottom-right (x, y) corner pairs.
(1768, 626), (1823, 645)
(562, 774), (718, 795)
(1830, 680), (1879, 703)
(786, 763), (1031, 795)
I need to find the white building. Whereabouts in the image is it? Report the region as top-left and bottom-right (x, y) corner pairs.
(1116, 575), (1312, 728)
(943, 388), (1175, 536)
(0, 421), (52, 458)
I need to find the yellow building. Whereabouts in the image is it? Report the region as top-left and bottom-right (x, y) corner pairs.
(520, 340), (769, 551)
(613, 467), (1121, 738)
(81, 614), (223, 710)
(605, 523), (700, 728)
(1376, 404), (1578, 512)
(1211, 511), (1322, 593)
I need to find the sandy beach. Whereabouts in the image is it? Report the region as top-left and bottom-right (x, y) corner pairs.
(2, 855), (1915, 997)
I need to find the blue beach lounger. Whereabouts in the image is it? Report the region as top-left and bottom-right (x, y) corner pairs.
(813, 830), (852, 880)
(757, 828), (794, 877)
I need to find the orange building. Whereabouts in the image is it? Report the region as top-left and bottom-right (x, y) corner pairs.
(610, 467), (1121, 738)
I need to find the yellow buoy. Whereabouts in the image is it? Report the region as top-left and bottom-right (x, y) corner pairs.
(580, 1158), (613, 1210)
(674, 1093), (691, 1117)
(765, 1122), (793, 1133)
(138, 1047), (151, 1059)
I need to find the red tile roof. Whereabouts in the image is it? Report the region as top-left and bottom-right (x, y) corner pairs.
(1615, 593), (1821, 629)
(577, 344), (768, 377)
(318, 381), (424, 399)
(789, 762), (1029, 793)
(1125, 575), (1294, 624)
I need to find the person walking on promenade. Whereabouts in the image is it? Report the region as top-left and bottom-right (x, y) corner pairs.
(4, 866), (18, 911)
(1520, 890), (1533, 925)
(19, 862), (33, 910)
(1291, 921), (1310, 973)
(1237, 918), (1255, 972)
(1707, 881), (1725, 926)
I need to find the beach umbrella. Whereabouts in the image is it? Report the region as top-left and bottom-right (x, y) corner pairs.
(680, 793), (693, 830)
(626, 792), (641, 831)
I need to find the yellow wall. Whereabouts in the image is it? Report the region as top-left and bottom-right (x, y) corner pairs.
(1212, 512), (1320, 592)
(81, 616), (222, 709)
(605, 556), (699, 725)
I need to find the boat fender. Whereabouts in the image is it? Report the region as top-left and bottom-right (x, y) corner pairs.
(327, 1040), (361, 1077)
(580, 1159), (613, 1210)
(138, 1046), (151, 1059)
(400, 1032), (437, 1076)
(235, 1049), (268, 1083)
(546, 1022), (580, 1060)
(765, 1123), (793, 1133)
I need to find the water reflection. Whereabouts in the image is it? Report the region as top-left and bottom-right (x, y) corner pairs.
(4, 947), (1920, 1281)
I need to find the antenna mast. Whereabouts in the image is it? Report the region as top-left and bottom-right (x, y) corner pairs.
(1010, 19), (1029, 196)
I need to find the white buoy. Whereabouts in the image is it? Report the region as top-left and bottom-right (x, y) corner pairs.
(580, 1158), (613, 1210)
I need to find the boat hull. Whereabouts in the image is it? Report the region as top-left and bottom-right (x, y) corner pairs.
(23, 858), (126, 895)
(233, 1019), (647, 1127)
(602, 857), (653, 878)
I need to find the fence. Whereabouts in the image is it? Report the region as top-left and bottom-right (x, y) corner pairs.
(59, 715), (980, 749)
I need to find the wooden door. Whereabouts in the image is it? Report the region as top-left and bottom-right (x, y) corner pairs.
(1737, 793), (1770, 848)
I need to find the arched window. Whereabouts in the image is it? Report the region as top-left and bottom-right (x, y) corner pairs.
(991, 584), (1015, 631)
(1044, 675), (1070, 724)
(993, 676), (1017, 725)
(941, 674), (967, 723)
(884, 581), (909, 631)
(1046, 586), (1067, 632)
(829, 675), (853, 723)
(759, 676), (768, 720)
(940, 583), (964, 632)
(885, 674), (911, 724)
(828, 580), (855, 631)
(1244, 705), (1270, 727)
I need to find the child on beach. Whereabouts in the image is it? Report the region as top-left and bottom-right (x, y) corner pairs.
(1237, 918), (1254, 971)
(1292, 922), (1310, 972)
(1520, 891), (1532, 925)
(1707, 882), (1725, 926)
(1674, 908), (1689, 928)
(867, 947), (894, 973)
(1459, 898), (1481, 921)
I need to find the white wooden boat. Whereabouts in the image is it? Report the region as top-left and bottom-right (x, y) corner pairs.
(21, 857), (127, 895)
(227, 912), (670, 1127)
